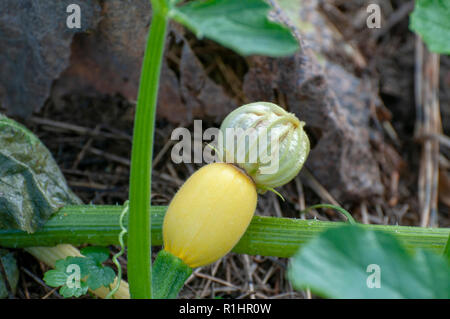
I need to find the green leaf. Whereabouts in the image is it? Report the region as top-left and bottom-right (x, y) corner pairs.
(44, 259), (89, 298)
(43, 246), (116, 297)
(169, 0), (299, 57)
(85, 265), (115, 291)
(43, 260), (70, 287)
(80, 246), (110, 264)
(0, 114), (81, 233)
(81, 246), (115, 290)
(59, 281), (89, 298)
(409, 0), (450, 54)
(288, 225), (450, 299)
(43, 270), (69, 288)
(63, 256), (92, 276)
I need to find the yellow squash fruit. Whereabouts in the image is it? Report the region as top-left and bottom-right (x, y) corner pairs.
(163, 162), (257, 268)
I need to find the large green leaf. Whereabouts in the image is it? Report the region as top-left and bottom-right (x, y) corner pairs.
(410, 0), (450, 54)
(0, 114), (81, 233)
(288, 225), (450, 299)
(169, 0), (299, 57)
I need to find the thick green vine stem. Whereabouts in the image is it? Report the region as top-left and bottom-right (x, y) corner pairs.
(152, 250), (193, 299)
(1, 205), (449, 256)
(128, 0), (169, 299)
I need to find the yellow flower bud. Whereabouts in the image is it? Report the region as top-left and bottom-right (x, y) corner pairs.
(163, 163), (257, 268)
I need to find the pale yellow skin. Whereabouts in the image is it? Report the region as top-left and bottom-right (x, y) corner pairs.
(163, 163), (257, 268)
